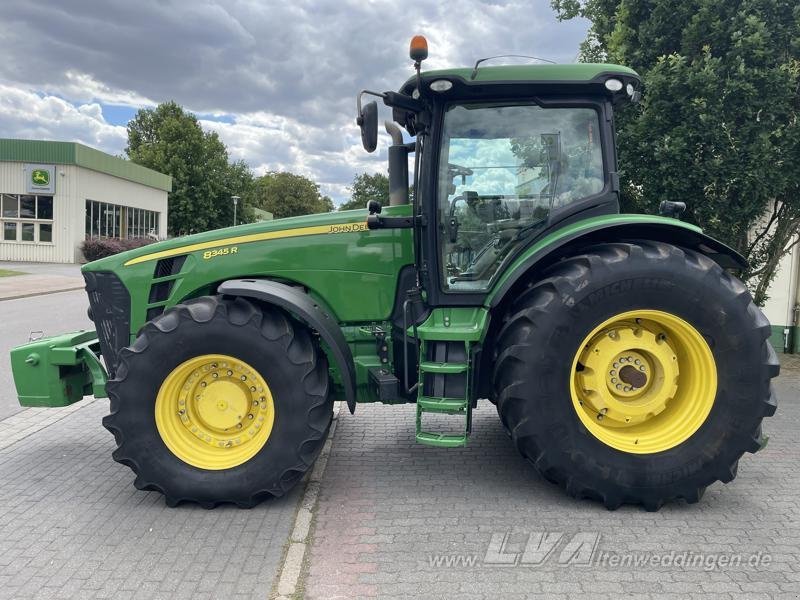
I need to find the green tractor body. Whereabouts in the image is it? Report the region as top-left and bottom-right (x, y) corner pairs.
(10, 46), (777, 510)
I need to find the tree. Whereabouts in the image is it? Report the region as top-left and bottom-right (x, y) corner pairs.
(339, 172), (390, 211)
(552, 0), (800, 304)
(218, 159), (256, 227)
(126, 101), (255, 235)
(253, 172), (333, 219)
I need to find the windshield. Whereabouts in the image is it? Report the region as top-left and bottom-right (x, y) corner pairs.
(437, 103), (604, 291)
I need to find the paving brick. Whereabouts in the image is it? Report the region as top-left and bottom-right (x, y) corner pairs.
(304, 374), (800, 600)
(0, 400), (303, 599)
(2, 358), (799, 599)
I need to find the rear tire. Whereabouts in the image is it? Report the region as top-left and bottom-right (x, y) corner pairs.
(493, 241), (778, 510)
(103, 295), (332, 508)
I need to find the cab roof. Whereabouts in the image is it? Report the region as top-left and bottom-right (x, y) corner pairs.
(400, 62), (639, 97)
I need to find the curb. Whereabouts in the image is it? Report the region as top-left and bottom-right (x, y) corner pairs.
(273, 401), (341, 599)
(0, 285), (85, 302)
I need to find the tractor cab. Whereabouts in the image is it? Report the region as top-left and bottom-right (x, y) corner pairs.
(357, 36), (640, 305)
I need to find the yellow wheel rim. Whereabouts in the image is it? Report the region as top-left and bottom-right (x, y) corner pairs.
(155, 354), (275, 470)
(570, 310), (716, 454)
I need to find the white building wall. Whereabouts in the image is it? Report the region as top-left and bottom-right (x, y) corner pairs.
(0, 162), (80, 263)
(761, 244), (798, 329)
(0, 161), (168, 264)
(75, 167), (169, 261)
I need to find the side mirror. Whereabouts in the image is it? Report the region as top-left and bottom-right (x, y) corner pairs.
(357, 100), (378, 153)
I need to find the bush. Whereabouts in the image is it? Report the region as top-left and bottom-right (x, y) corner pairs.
(81, 237), (155, 262)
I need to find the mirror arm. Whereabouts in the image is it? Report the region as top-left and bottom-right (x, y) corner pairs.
(382, 91), (423, 113)
(357, 90), (387, 116)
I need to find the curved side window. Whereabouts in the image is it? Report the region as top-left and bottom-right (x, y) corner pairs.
(438, 103), (604, 291)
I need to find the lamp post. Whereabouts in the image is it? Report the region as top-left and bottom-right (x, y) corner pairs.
(231, 195), (240, 226)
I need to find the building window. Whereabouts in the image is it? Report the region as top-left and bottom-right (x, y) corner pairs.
(0, 193), (55, 243)
(85, 200), (159, 239)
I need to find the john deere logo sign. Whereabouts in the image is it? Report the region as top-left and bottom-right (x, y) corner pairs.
(24, 164), (56, 194)
(31, 169), (50, 186)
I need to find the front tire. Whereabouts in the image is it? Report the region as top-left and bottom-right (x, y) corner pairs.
(103, 295), (332, 508)
(494, 242), (778, 510)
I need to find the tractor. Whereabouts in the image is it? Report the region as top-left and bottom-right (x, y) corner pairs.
(10, 36), (778, 510)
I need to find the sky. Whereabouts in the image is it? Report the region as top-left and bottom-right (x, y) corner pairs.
(0, 0), (589, 205)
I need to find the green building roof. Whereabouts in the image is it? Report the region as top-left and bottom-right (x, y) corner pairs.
(0, 139), (172, 192)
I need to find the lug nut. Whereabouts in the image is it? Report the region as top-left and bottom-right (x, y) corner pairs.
(212, 373), (218, 379)
(634, 359), (641, 365)
(227, 370), (233, 376)
(241, 375), (247, 381)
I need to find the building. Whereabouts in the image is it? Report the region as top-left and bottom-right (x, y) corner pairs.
(0, 139), (170, 263)
(762, 246), (799, 354)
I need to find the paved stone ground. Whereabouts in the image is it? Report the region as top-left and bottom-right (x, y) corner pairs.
(305, 374), (799, 599)
(0, 359), (797, 599)
(0, 400), (302, 600)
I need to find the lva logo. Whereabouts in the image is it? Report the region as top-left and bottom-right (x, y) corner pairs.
(483, 531), (600, 566)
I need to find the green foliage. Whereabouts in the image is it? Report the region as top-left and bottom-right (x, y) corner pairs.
(552, 0), (800, 304)
(126, 101), (255, 235)
(253, 172), (334, 219)
(219, 160), (257, 227)
(339, 172), (390, 211)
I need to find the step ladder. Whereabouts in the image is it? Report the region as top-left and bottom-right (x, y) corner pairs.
(415, 340), (472, 448)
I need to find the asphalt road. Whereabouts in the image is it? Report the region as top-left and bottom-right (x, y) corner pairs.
(0, 289), (92, 420)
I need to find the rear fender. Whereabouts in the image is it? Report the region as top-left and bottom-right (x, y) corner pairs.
(487, 215), (747, 309)
(217, 278), (357, 413)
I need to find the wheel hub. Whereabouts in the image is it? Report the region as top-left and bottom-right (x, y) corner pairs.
(155, 354), (275, 469)
(618, 364), (646, 389)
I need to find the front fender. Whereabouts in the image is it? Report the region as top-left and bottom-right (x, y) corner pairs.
(487, 214), (747, 308)
(217, 279), (357, 413)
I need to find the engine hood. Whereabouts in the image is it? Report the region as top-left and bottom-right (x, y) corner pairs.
(82, 208), (370, 273)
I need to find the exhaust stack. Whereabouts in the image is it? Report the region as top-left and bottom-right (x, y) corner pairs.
(385, 121), (409, 206)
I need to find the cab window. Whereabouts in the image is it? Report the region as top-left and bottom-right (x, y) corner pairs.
(437, 103), (604, 291)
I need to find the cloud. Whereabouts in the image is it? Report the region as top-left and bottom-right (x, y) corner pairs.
(0, 83), (127, 154)
(0, 0), (589, 204)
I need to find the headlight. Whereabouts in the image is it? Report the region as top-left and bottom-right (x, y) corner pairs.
(429, 79), (453, 92)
